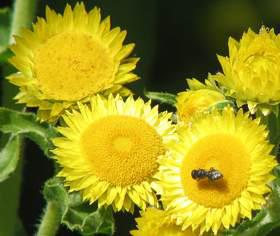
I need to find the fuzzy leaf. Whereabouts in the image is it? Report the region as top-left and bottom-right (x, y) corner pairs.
(0, 107), (57, 157)
(145, 91), (177, 106)
(221, 166), (280, 236)
(0, 135), (20, 182)
(44, 178), (115, 235)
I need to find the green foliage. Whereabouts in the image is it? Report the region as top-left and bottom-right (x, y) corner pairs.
(44, 178), (115, 236)
(221, 166), (280, 236)
(0, 135), (20, 182)
(209, 100), (236, 112)
(0, 7), (11, 57)
(144, 91), (177, 106)
(264, 108), (280, 146)
(0, 48), (12, 64)
(0, 107), (57, 157)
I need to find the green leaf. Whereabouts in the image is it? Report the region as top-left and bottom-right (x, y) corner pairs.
(0, 7), (11, 55)
(0, 48), (13, 64)
(14, 217), (27, 236)
(144, 91), (177, 106)
(0, 135), (20, 182)
(265, 109), (280, 145)
(258, 106), (280, 158)
(0, 107), (57, 157)
(44, 178), (115, 236)
(221, 166), (280, 236)
(208, 100), (236, 112)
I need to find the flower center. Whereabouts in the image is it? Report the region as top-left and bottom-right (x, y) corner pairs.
(181, 134), (251, 208)
(34, 32), (117, 101)
(80, 115), (164, 186)
(113, 136), (133, 152)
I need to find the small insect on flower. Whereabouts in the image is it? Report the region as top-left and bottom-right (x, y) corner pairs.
(191, 167), (223, 181)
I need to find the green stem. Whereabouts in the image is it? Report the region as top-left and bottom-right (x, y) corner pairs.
(0, 0), (37, 235)
(9, 0), (37, 43)
(36, 202), (61, 236)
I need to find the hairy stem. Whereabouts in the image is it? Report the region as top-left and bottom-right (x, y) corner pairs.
(0, 0), (37, 235)
(9, 0), (37, 43)
(37, 202), (61, 236)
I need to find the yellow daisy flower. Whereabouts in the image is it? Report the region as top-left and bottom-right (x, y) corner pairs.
(52, 95), (176, 212)
(8, 3), (139, 122)
(177, 78), (225, 123)
(131, 208), (198, 236)
(156, 108), (277, 235)
(216, 27), (280, 114)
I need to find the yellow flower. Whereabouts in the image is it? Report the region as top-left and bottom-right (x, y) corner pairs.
(52, 95), (176, 212)
(217, 27), (280, 114)
(177, 84), (225, 123)
(156, 108), (277, 235)
(8, 3), (139, 122)
(131, 208), (198, 236)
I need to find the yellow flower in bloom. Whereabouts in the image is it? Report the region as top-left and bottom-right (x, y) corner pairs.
(156, 108), (277, 235)
(177, 86), (225, 123)
(131, 208), (198, 236)
(8, 3), (139, 122)
(217, 27), (280, 114)
(52, 95), (176, 212)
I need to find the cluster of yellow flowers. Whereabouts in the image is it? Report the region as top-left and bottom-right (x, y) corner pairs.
(7, 3), (279, 236)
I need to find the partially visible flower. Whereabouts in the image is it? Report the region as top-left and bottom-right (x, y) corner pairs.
(176, 86), (225, 123)
(217, 27), (280, 114)
(156, 108), (277, 235)
(8, 3), (139, 122)
(52, 95), (176, 213)
(130, 208), (198, 236)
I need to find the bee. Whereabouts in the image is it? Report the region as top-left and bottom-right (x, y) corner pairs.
(191, 167), (223, 181)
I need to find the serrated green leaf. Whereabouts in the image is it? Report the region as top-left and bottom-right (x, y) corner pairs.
(221, 166), (280, 236)
(0, 135), (20, 182)
(0, 107), (57, 156)
(43, 178), (115, 235)
(144, 91), (177, 106)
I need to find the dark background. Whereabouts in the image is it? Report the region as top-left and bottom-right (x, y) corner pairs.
(1, 0), (280, 235)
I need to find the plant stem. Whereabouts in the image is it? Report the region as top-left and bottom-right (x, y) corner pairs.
(36, 202), (61, 236)
(0, 0), (37, 235)
(9, 0), (37, 43)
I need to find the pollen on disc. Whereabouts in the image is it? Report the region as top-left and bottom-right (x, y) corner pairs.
(35, 32), (117, 101)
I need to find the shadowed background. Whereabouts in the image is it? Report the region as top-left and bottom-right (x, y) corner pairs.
(1, 0), (280, 235)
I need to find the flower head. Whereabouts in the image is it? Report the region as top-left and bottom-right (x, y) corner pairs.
(131, 208), (197, 236)
(8, 3), (139, 122)
(217, 27), (280, 114)
(52, 95), (176, 212)
(177, 82), (225, 123)
(156, 108), (277, 235)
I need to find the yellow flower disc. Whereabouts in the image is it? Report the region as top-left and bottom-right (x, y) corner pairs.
(52, 95), (176, 212)
(156, 108), (277, 235)
(35, 32), (117, 101)
(8, 3), (139, 122)
(81, 115), (164, 186)
(181, 134), (250, 208)
(131, 208), (198, 236)
(216, 27), (280, 114)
